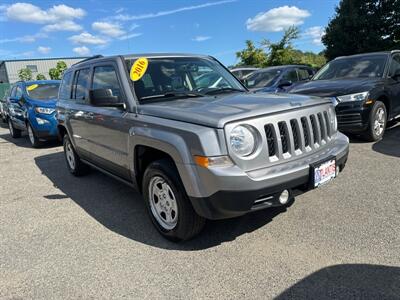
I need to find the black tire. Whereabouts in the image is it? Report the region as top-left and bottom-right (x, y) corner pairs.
(27, 123), (41, 148)
(362, 101), (387, 142)
(142, 159), (205, 241)
(63, 134), (90, 176)
(8, 119), (21, 138)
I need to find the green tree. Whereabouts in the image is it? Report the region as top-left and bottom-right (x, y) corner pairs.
(323, 0), (400, 60)
(18, 68), (33, 81)
(48, 60), (68, 80)
(56, 61), (67, 74)
(48, 68), (59, 80)
(235, 26), (326, 69)
(36, 73), (46, 80)
(236, 40), (267, 67)
(262, 26), (300, 66)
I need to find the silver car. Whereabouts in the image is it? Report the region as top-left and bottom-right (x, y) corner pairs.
(57, 54), (349, 241)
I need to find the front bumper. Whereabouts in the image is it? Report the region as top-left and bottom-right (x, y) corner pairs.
(336, 101), (372, 132)
(188, 133), (349, 220)
(29, 113), (59, 139)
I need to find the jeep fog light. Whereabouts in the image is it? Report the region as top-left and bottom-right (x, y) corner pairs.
(194, 155), (233, 168)
(279, 190), (290, 204)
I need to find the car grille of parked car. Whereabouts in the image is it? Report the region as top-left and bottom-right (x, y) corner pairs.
(264, 110), (333, 160)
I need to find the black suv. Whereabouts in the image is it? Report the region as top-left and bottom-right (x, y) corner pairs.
(288, 51), (400, 141)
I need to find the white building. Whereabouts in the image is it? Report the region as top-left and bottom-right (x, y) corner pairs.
(0, 57), (88, 83)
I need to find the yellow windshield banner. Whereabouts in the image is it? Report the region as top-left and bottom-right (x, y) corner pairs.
(27, 84), (39, 91)
(130, 57), (148, 81)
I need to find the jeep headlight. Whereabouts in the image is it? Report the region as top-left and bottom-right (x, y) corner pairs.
(337, 91), (369, 102)
(35, 107), (55, 114)
(230, 125), (257, 157)
(329, 107), (337, 132)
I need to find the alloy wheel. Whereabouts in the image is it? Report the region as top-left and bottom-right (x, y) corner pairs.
(373, 107), (385, 137)
(148, 176), (178, 230)
(65, 141), (76, 170)
(28, 125), (35, 145)
(8, 121), (14, 136)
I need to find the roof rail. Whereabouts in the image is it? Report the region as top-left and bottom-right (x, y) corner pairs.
(72, 55), (103, 66)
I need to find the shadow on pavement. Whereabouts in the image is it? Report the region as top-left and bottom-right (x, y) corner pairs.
(35, 152), (289, 250)
(372, 125), (400, 157)
(0, 132), (61, 149)
(276, 264), (400, 299)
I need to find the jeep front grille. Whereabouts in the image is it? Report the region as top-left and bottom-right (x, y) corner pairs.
(265, 124), (276, 157)
(301, 117), (310, 147)
(290, 119), (300, 151)
(278, 121), (289, 154)
(264, 110), (333, 160)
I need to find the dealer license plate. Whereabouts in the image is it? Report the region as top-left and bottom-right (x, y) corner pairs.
(312, 158), (336, 188)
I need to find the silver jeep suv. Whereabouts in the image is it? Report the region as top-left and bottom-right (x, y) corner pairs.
(57, 54), (349, 241)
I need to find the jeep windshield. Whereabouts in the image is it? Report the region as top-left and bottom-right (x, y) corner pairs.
(125, 56), (245, 101)
(26, 83), (60, 100)
(313, 54), (388, 80)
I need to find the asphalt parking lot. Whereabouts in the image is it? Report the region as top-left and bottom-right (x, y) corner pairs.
(0, 122), (399, 299)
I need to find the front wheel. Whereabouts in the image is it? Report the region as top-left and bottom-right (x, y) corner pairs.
(8, 119), (21, 138)
(142, 159), (205, 241)
(27, 123), (41, 148)
(363, 101), (387, 142)
(63, 134), (90, 176)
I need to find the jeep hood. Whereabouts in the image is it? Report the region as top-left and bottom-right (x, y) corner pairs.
(288, 78), (382, 97)
(138, 92), (331, 128)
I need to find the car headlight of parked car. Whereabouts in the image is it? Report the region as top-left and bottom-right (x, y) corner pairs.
(230, 125), (258, 157)
(35, 107), (55, 114)
(336, 91), (369, 102)
(328, 107), (338, 133)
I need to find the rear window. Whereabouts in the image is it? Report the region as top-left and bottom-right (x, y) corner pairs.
(72, 69), (90, 101)
(26, 83), (60, 101)
(59, 72), (73, 100)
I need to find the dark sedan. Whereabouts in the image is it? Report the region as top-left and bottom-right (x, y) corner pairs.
(244, 65), (315, 93)
(288, 51), (400, 141)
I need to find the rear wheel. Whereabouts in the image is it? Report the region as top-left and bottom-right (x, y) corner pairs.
(63, 134), (90, 176)
(27, 123), (41, 148)
(142, 159), (205, 241)
(363, 101), (387, 142)
(8, 119), (21, 138)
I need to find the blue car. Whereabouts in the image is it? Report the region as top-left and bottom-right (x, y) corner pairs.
(5, 80), (60, 147)
(244, 65), (315, 93)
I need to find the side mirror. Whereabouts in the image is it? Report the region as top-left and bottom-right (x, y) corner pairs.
(391, 70), (400, 80)
(89, 89), (125, 108)
(277, 79), (293, 89)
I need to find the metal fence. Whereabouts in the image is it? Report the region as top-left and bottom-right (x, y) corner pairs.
(0, 83), (11, 100)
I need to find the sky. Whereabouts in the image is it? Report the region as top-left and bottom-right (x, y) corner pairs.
(0, 0), (340, 66)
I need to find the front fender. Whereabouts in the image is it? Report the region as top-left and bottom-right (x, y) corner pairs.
(126, 116), (227, 198)
(128, 127), (205, 197)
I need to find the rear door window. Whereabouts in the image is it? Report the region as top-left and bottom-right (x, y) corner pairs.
(10, 86), (17, 98)
(389, 54), (400, 77)
(15, 86), (23, 99)
(297, 68), (311, 81)
(283, 69), (299, 82)
(72, 68), (90, 101)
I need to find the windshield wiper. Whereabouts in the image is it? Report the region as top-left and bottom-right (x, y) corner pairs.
(140, 92), (204, 101)
(203, 87), (245, 95)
